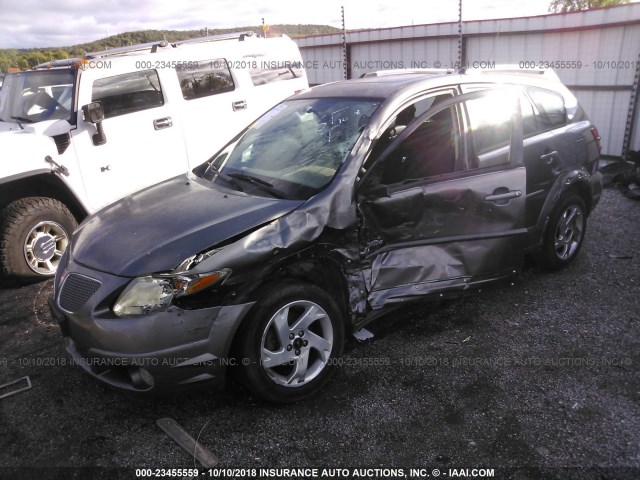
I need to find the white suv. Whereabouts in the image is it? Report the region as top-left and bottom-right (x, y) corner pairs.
(0, 32), (308, 281)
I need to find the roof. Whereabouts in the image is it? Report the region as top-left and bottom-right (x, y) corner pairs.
(296, 69), (566, 101)
(297, 73), (455, 99)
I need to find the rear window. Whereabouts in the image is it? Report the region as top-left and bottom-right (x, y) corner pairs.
(92, 70), (163, 119)
(528, 87), (566, 130)
(176, 59), (235, 100)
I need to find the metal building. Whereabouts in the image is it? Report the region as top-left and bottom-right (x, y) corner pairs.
(295, 3), (640, 158)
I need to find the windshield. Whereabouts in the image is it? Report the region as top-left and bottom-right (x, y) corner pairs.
(199, 97), (381, 200)
(0, 69), (76, 124)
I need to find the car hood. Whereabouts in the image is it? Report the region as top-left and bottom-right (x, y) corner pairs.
(0, 122), (22, 133)
(71, 175), (304, 277)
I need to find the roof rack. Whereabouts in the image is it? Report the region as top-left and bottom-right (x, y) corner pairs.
(85, 31), (255, 60)
(460, 65), (561, 81)
(37, 58), (82, 68)
(361, 68), (455, 78)
(174, 31), (255, 46)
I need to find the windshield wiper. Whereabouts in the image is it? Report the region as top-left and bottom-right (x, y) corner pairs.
(11, 116), (33, 124)
(205, 164), (244, 192)
(227, 172), (287, 199)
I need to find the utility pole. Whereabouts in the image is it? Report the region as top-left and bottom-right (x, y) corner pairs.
(458, 0), (463, 68)
(341, 6), (348, 79)
(622, 49), (640, 160)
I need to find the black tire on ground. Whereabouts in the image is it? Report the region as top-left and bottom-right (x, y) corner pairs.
(0, 197), (77, 282)
(235, 282), (345, 403)
(536, 194), (587, 271)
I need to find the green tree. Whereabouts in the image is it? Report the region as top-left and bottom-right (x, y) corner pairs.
(549, 0), (630, 12)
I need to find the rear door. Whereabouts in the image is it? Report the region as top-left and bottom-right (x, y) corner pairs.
(175, 57), (254, 166)
(357, 89), (527, 308)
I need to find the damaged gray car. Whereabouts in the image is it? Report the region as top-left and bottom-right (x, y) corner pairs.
(50, 70), (603, 402)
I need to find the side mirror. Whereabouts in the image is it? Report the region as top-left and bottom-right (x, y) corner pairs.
(387, 124), (406, 139)
(82, 101), (106, 146)
(365, 183), (389, 199)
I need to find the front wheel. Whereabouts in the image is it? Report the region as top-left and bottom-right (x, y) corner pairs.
(537, 194), (587, 270)
(0, 197), (77, 282)
(236, 282), (345, 403)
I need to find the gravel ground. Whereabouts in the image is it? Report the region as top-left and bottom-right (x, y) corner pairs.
(0, 187), (638, 480)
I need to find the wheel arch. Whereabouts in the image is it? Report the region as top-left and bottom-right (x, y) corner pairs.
(226, 248), (353, 356)
(245, 249), (352, 326)
(0, 173), (89, 223)
(536, 172), (594, 233)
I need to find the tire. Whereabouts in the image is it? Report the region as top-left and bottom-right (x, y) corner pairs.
(236, 282), (345, 403)
(0, 197), (77, 282)
(537, 194), (587, 271)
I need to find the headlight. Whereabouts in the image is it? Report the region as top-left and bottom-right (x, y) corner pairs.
(113, 269), (230, 317)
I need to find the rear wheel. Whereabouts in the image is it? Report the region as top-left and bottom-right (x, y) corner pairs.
(0, 197), (77, 282)
(236, 282), (344, 403)
(537, 194), (587, 270)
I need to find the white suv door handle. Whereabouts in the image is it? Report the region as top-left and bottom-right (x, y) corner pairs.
(153, 117), (173, 130)
(232, 100), (247, 111)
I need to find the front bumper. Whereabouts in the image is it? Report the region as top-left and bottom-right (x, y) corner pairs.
(50, 257), (254, 393)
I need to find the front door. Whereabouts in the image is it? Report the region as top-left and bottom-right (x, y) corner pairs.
(72, 68), (188, 211)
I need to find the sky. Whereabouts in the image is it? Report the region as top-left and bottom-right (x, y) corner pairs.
(0, 0), (600, 49)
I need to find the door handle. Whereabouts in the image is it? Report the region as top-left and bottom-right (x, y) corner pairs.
(540, 150), (558, 165)
(232, 100), (247, 111)
(153, 117), (173, 130)
(484, 190), (522, 203)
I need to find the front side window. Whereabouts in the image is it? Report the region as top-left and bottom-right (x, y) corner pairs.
(521, 92), (538, 137)
(200, 97), (381, 199)
(92, 70), (163, 119)
(379, 104), (460, 185)
(176, 59), (234, 100)
(0, 69), (75, 124)
(365, 93), (460, 186)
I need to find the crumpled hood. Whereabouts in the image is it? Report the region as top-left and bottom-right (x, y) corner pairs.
(71, 175), (304, 277)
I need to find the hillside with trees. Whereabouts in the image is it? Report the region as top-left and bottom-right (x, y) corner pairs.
(549, 0), (629, 11)
(0, 24), (341, 72)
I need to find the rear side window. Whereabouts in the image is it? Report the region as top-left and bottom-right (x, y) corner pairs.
(528, 87), (566, 130)
(176, 59), (235, 100)
(92, 70), (163, 119)
(465, 91), (517, 168)
(249, 58), (304, 86)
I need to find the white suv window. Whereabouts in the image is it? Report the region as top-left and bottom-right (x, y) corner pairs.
(92, 70), (164, 118)
(249, 58), (304, 86)
(176, 59), (235, 100)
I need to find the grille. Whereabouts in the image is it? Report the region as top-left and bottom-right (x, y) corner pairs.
(58, 273), (101, 313)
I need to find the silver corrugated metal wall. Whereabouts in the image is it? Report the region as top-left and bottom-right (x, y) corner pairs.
(295, 3), (640, 157)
